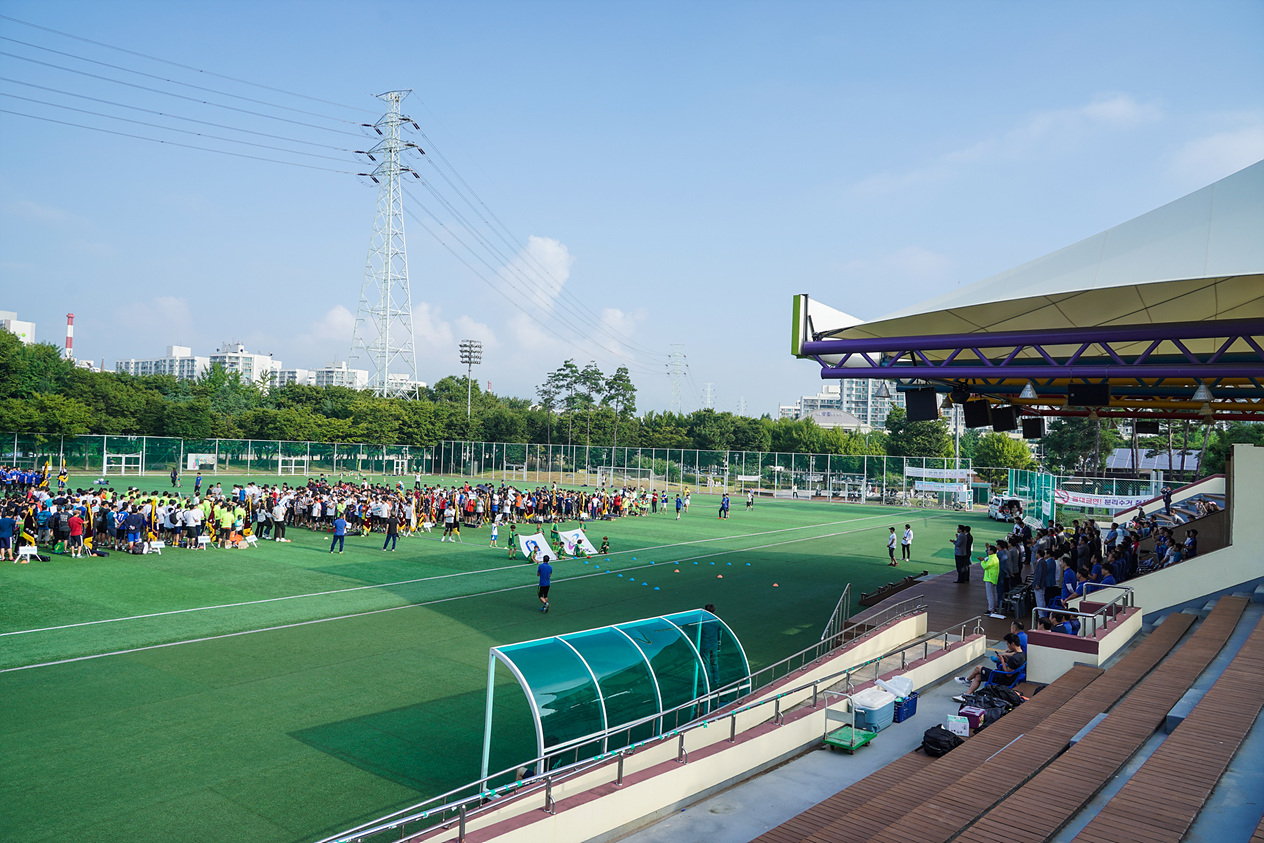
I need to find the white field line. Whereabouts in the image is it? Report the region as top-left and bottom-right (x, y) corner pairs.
(0, 512), (952, 674)
(2, 510), (914, 638)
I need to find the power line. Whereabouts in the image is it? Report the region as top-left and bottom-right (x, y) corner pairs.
(0, 91), (355, 163)
(0, 76), (356, 151)
(0, 35), (365, 126)
(0, 108), (358, 174)
(0, 14), (377, 115)
(404, 203), (660, 377)
(0, 51), (364, 138)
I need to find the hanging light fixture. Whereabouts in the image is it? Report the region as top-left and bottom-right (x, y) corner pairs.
(941, 394), (954, 410)
(1020, 381), (1038, 400)
(1191, 383), (1213, 402)
(874, 382), (892, 400)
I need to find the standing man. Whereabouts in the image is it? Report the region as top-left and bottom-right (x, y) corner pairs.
(887, 527), (898, 566)
(382, 508), (400, 551)
(330, 513), (347, 554)
(0, 508), (16, 562)
(194, 472), (203, 496)
(951, 525), (970, 582)
(170, 466), (179, 488)
(675, 494), (684, 520)
(1162, 485), (1173, 518)
(978, 543), (1002, 616)
(536, 552), (553, 613)
(901, 523), (913, 561)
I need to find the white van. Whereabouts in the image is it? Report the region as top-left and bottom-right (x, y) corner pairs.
(988, 496), (1023, 520)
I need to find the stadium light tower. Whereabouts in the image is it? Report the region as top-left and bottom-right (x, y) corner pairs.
(459, 339), (483, 418)
(349, 90), (422, 398)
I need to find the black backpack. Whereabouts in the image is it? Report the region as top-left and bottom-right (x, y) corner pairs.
(921, 725), (964, 757)
(980, 686), (1026, 709)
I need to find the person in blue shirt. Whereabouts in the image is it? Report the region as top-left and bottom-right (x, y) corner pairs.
(0, 510), (16, 562)
(675, 494), (683, 520)
(536, 553), (553, 613)
(1010, 620), (1028, 653)
(330, 515), (347, 554)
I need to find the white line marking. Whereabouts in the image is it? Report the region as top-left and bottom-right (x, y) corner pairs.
(3, 509), (910, 637)
(1, 512), (952, 673)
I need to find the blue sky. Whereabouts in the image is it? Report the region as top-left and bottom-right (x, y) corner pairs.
(2, 0), (1262, 416)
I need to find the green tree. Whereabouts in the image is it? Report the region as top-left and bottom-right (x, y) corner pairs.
(687, 409), (735, 451)
(1201, 422), (1264, 475)
(1040, 417), (1123, 474)
(883, 407), (951, 457)
(731, 416), (772, 452)
(973, 432), (1037, 485)
(602, 366), (637, 453)
(577, 361), (604, 446)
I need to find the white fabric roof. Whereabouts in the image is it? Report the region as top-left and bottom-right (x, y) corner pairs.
(813, 159), (1264, 345)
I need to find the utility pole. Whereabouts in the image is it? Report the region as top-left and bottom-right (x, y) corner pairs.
(459, 339), (483, 419)
(668, 344), (686, 415)
(349, 90), (423, 398)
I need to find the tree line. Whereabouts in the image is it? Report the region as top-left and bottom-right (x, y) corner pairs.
(8, 331), (1252, 472)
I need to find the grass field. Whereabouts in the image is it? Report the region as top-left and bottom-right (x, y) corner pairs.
(1, 474), (998, 843)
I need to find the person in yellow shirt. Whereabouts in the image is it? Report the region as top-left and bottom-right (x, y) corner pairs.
(978, 543), (1001, 616)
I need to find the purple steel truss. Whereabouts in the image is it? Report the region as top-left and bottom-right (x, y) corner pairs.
(801, 318), (1264, 381)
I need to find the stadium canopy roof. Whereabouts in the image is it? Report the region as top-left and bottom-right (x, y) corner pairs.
(793, 160), (1264, 422)
(481, 609), (750, 777)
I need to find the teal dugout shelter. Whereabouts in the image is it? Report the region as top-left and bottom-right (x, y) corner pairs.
(481, 609), (751, 778)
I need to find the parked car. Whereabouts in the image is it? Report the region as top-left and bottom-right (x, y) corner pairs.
(988, 496), (1023, 520)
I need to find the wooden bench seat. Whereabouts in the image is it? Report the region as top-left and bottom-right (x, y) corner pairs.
(955, 596), (1251, 843)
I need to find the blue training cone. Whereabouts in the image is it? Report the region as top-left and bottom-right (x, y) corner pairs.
(617, 573), (623, 577)
(654, 586), (660, 591)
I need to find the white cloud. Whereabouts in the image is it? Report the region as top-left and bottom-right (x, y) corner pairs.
(852, 93), (1163, 198)
(1168, 120), (1264, 188)
(499, 235), (574, 314)
(309, 304), (356, 343)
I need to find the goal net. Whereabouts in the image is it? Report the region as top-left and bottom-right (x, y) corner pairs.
(278, 456), (309, 476)
(103, 454), (143, 475)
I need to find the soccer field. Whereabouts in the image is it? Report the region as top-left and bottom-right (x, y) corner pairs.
(1, 479), (993, 843)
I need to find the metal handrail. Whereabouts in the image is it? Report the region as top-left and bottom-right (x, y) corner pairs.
(315, 609), (986, 843)
(820, 583), (852, 643)
(1032, 586), (1134, 637)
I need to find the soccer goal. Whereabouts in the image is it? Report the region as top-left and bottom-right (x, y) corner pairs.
(385, 457), (409, 476)
(277, 456), (309, 476)
(608, 467), (656, 488)
(103, 454), (143, 475)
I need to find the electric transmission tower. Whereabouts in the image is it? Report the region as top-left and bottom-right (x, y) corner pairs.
(668, 344), (686, 415)
(703, 382), (715, 409)
(349, 90), (423, 398)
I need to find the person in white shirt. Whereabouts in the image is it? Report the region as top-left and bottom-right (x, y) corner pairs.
(901, 524), (913, 561)
(887, 527), (898, 566)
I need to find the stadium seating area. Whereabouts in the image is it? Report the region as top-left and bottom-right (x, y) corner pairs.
(745, 592), (1263, 843)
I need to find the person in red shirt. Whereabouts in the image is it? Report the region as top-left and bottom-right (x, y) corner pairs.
(68, 510), (85, 558)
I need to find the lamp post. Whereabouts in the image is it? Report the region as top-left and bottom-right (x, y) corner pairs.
(458, 339), (483, 422)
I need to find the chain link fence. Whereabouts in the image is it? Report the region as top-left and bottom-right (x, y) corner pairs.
(3, 433), (977, 505)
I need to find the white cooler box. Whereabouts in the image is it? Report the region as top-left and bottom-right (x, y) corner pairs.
(851, 687), (896, 732)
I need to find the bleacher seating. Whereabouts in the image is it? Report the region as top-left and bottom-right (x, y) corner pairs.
(753, 594), (1258, 843)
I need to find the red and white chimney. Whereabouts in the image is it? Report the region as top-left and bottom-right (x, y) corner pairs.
(65, 313), (74, 360)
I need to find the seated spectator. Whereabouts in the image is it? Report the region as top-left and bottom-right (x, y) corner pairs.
(1050, 612), (1077, 635)
(1010, 620), (1028, 653)
(953, 633), (1027, 701)
(1161, 542), (1185, 568)
(1183, 529), (1198, 559)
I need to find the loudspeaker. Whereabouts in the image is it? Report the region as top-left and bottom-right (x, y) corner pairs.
(1135, 420), (1160, 435)
(1021, 417), (1045, 439)
(963, 400), (992, 428)
(950, 383), (971, 405)
(1067, 383), (1110, 406)
(905, 388), (939, 422)
(991, 405), (1019, 432)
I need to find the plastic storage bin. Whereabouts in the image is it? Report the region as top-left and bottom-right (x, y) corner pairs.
(851, 687), (896, 732)
(893, 690), (919, 723)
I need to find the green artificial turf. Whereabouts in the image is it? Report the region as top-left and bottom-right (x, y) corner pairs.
(1, 474), (1003, 843)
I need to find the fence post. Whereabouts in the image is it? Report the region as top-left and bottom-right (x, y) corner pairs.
(214, 439), (220, 475)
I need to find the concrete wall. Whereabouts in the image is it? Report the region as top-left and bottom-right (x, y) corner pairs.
(1026, 607), (1142, 684)
(1125, 444), (1263, 619)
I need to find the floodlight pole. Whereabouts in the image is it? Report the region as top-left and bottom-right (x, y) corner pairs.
(459, 339), (483, 419)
